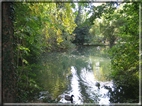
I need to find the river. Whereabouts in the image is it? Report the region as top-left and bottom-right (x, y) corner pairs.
(37, 46), (122, 104)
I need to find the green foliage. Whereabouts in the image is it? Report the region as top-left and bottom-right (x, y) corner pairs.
(108, 2), (139, 102)
(13, 2), (77, 102)
(73, 3), (93, 45)
(37, 3), (77, 51)
(73, 25), (91, 45)
(13, 3), (45, 102)
(4, 1), (140, 103)
(89, 2), (123, 47)
(16, 64), (43, 102)
(87, 2), (139, 102)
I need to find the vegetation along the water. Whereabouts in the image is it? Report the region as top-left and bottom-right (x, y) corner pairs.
(2, 0), (141, 104)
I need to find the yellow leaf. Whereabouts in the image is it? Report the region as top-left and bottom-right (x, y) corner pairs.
(56, 29), (62, 36)
(57, 37), (63, 44)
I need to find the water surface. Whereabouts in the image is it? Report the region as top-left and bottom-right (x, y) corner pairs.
(38, 46), (114, 104)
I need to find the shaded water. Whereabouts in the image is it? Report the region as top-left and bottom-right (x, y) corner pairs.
(38, 46), (117, 104)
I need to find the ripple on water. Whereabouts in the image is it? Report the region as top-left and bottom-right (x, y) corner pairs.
(59, 66), (114, 105)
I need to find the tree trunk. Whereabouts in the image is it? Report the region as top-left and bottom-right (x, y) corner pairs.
(2, 2), (16, 103)
(109, 35), (116, 48)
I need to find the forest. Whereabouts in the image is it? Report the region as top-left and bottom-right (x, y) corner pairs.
(2, 0), (141, 104)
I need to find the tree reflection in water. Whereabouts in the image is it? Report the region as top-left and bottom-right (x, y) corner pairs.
(38, 46), (134, 104)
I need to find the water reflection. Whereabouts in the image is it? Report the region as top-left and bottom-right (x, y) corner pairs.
(59, 65), (113, 104)
(70, 66), (83, 104)
(59, 66), (83, 104)
(38, 46), (115, 104)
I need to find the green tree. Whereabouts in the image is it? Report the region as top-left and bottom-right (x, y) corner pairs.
(12, 2), (77, 102)
(39, 2), (76, 51)
(73, 2), (92, 45)
(88, 2), (140, 102)
(108, 2), (139, 102)
(89, 2), (121, 47)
